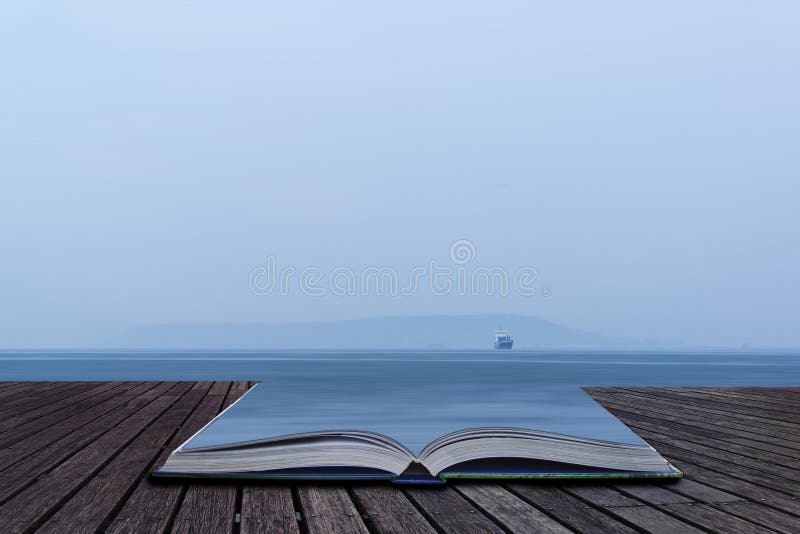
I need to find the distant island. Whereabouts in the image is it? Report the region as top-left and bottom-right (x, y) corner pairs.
(106, 314), (677, 350)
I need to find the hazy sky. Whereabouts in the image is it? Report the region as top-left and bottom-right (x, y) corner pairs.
(2, 2), (799, 347)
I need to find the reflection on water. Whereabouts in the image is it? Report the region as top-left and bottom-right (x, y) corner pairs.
(183, 365), (645, 454)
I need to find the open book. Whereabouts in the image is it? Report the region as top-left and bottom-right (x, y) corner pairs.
(154, 382), (680, 483)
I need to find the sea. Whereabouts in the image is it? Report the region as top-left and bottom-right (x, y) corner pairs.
(2, 349), (799, 385)
(2, 350), (798, 452)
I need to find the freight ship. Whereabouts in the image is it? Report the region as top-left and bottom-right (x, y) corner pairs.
(494, 329), (513, 350)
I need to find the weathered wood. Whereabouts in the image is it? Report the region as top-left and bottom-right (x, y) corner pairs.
(657, 456), (800, 517)
(0, 382), (174, 501)
(653, 478), (744, 504)
(615, 483), (694, 505)
(589, 389), (800, 453)
(645, 387), (800, 418)
(208, 381), (231, 397)
(170, 382), (245, 534)
(0, 382), (134, 448)
(0, 382), (169, 503)
(0, 382), (799, 533)
(632, 433), (800, 495)
(0, 381), (119, 434)
(350, 485), (437, 534)
(656, 502), (778, 533)
(563, 484), (642, 508)
(0, 382), (192, 533)
(223, 381), (251, 409)
(36, 383), (212, 534)
(0, 381), (145, 471)
(645, 423), (800, 475)
(105, 393), (227, 534)
(610, 388), (800, 432)
(297, 486), (369, 534)
(613, 413), (800, 473)
(404, 486), (504, 534)
(506, 483), (638, 533)
(719, 501), (800, 533)
(171, 484), (237, 534)
(0, 382), (37, 396)
(679, 387), (800, 409)
(603, 504), (706, 533)
(0, 381), (84, 411)
(241, 486), (300, 534)
(455, 483), (572, 533)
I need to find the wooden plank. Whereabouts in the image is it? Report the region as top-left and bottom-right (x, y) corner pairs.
(602, 505), (704, 534)
(0, 381), (78, 407)
(0, 382), (133, 452)
(611, 388), (800, 431)
(602, 405), (800, 463)
(0, 381), (149, 470)
(589, 390), (800, 454)
(590, 387), (800, 440)
(722, 434), (800, 459)
(455, 483), (572, 533)
(169, 382), (246, 534)
(171, 484), (237, 534)
(679, 387), (800, 409)
(657, 455), (800, 517)
(563, 484), (642, 508)
(0, 382), (193, 533)
(653, 387), (800, 417)
(621, 388), (800, 428)
(617, 415), (800, 474)
(350, 485), (437, 534)
(0, 382), (100, 423)
(223, 381), (251, 409)
(590, 386), (794, 429)
(567, 482), (746, 534)
(0, 381), (84, 404)
(737, 387), (800, 401)
(656, 503), (778, 534)
(719, 501), (800, 533)
(655, 478), (744, 504)
(241, 486), (300, 534)
(0, 382), (175, 504)
(404, 486), (504, 534)
(0, 381), (99, 411)
(0, 381), (129, 447)
(0, 382), (33, 395)
(105, 391), (226, 534)
(506, 483), (637, 534)
(35, 382), (212, 534)
(612, 404), (800, 466)
(208, 381), (231, 397)
(566, 482), (743, 534)
(297, 486), (369, 534)
(1, 383), (800, 533)
(628, 431), (800, 495)
(601, 481), (776, 534)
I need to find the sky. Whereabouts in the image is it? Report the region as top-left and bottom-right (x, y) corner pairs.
(1, 2), (799, 348)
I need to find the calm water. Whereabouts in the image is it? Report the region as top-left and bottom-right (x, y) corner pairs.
(3, 350), (798, 452)
(2, 350), (799, 385)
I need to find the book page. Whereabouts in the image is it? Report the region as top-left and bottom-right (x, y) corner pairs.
(182, 358), (646, 456)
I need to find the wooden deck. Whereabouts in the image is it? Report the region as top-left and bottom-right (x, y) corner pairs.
(0, 383), (797, 533)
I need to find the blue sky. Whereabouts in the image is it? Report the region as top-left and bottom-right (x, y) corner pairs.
(1, 2), (799, 347)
